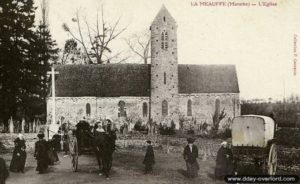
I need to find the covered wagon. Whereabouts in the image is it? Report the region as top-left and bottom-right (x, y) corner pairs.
(231, 115), (277, 175)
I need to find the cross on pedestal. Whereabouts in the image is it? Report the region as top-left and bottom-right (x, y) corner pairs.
(47, 66), (61, 148)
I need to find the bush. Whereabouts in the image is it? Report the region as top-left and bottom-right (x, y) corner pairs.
(159, 123), (176, 135)
(0, 141), (6, 153)
(133, 120), (148, 132)
(276, 128), (300, 148)
(187, 129), (195, 135)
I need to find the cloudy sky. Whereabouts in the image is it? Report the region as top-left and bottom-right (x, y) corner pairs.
(34, 0), (300, 100)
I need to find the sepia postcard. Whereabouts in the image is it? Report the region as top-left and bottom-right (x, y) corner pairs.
(0, 0), (299, 183)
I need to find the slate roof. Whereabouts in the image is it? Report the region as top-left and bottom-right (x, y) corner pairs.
(178, 64), (239, 94)
(53, 64), (239, 97)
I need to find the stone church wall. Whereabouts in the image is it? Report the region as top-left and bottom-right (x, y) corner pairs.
(46, 93), (240, 131)
(47, 97), (150, 127)
(178, 93), (240, 130)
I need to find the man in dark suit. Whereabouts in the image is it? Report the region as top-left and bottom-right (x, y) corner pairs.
(143, 140), (155, 174)
(183, 138), (199, 178)
(0, 157), (9, 184)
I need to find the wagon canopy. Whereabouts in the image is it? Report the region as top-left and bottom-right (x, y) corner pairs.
(232, 115), (275, 147)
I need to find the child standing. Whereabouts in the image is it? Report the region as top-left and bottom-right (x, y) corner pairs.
(143, 140), (155, 174)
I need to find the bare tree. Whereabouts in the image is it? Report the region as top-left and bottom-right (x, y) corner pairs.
(62, 6), (127, 64)
(125, 30), (150, 64)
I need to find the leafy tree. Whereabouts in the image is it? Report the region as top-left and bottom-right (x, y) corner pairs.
(60, 38), (81, 64)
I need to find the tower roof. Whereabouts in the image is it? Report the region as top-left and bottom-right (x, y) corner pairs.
(151, 5), (176, 25)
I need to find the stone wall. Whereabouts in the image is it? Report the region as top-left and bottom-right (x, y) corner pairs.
(47, 97), (150, 129)
(178, 93), (240, 130)
(46, 93), (240, 133)
(0, 133), (38, 152)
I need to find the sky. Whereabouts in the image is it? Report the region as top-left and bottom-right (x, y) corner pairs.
(34, 0), (300, 100)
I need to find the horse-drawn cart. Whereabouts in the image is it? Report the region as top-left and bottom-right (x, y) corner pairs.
(68, 120), (117, 175)
(231, 115), (277, 175)
(68, 120), (94, 172)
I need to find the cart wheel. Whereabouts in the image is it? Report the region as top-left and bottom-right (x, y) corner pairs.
(72, 153), (78, 172)
(267, 144), (277, 175)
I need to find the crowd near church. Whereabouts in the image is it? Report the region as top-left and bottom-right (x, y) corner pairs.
(0, 0), (271, 183)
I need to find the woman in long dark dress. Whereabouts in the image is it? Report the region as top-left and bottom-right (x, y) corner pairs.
(215, 141), (234, 180)
(143, 140), (155, 174)
(34, 133), (49, 174)
(183, 138), (199, 178)
(10, 134), (26, 173)
(0, 157), (9, 184)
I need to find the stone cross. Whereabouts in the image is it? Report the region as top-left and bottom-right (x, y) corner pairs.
(47, 66), (59, 128)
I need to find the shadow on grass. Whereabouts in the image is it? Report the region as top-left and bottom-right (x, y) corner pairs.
(177, 168), (188, 177)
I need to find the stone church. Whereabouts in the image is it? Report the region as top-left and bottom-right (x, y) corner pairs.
(47, 6), (240, 132)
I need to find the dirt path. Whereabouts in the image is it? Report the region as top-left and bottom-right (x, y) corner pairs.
(2, 149), (226, 184)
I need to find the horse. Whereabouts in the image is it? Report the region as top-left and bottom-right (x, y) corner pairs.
(94, 129), (116, 178)
(75, 120), (116, 177)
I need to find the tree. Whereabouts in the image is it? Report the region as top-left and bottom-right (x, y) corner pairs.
(0, 0), (58, 125)
(62, 6), (127, 64)
(125, 30), (151, 64)
(211, 108), (226, 135)
(60, 39), (80, 64)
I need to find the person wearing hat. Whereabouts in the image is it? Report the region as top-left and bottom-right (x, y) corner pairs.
(215, 141), (234, 180)
(34, 132), (49, 174)
(183, 138), (199, 178)
(143, 140), (155, 174)
(0, 154), (9, 184)
(96, 125), (105, 134)
(68, 130), (78, 170)
(9, 133), (26, 173)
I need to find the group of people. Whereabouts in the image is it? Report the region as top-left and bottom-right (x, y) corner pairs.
(0, 132), (59, 184)
(0, 119), (235, 183)
(34, 132), (60, 174)
(142, 137), (234, 180)
(9, 132), (59, 175)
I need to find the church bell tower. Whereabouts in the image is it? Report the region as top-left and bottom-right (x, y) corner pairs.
(150, 5), (179, 127)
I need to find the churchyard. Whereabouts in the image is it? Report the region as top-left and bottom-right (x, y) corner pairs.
(1, 132), (300, 184)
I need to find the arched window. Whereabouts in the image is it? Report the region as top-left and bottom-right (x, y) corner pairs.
(161, 31), (168, 50)
(162, 100), (168, 117)
(86, 103), (91, 116)
(164, 72), (166, 84)
(187, 99), (192, 116)
(118, 101), (126, 117)
(143, 102), (148, 117)
(215, 99), (220, 114)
